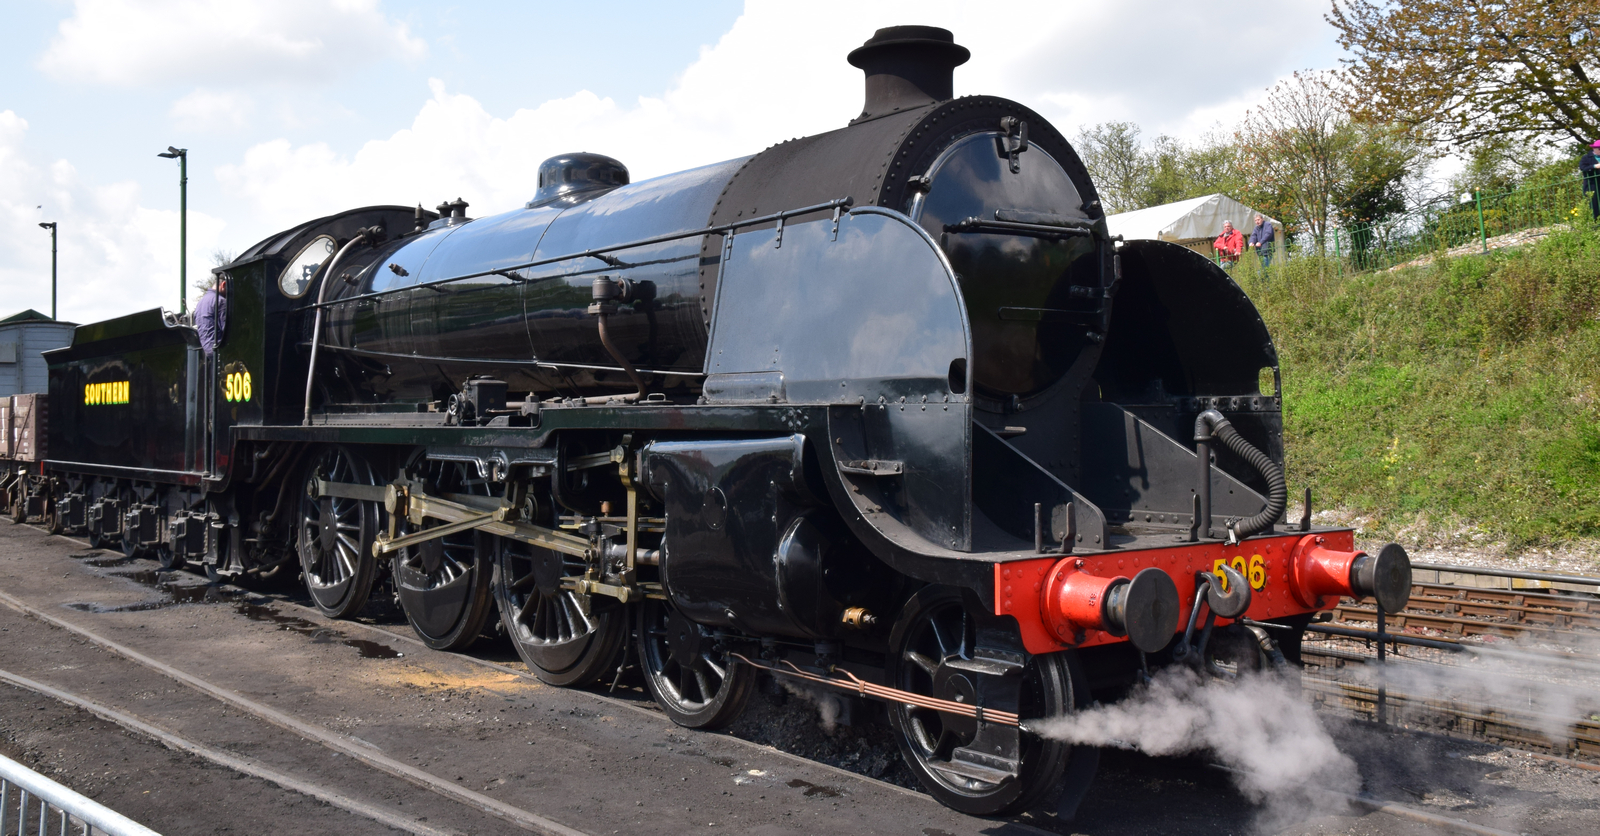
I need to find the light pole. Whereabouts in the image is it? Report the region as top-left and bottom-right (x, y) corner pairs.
(157, 146), (188, 314)
(38, 222), (57, 320)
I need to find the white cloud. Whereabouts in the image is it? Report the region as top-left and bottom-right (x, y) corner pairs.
(38, 0), (426, 87)
(169, 88), (253, 132)
(0, 110), (225, 324)
(213, 0), (1342, 232)
(9, 0), (1346, 323)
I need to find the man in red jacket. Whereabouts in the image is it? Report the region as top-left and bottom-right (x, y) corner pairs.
(1213, 220), (1245, 269)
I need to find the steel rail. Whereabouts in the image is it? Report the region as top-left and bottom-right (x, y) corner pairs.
(1401, 592), (1600, 630)
(1304, 675), (1600, 760)
(30, 519), (943, 806)
(1298, 646), (1600, 721)
(232, 588), (942, 804)
(1410, 561), (1600, 590)
(0, 668), (458, 836)
(0, 590), (587, 836)
(301, 197), (854, 312)
(1330, 601), (1593, 642)
(1304, 623), (1600, 672)
(1413, 582), (1597, 612)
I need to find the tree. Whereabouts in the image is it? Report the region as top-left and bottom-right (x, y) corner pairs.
(1236, 72), (1352, 253)
(1139, 131), (1243, 208)
(1074, 122), (1146, 214)
(1075, 123), (1245, 214)
(1333, 123), (1423, 227)
(1329, 0), (1600, 147)
(1333, 122), (1425, 265)
(1447, 136), (1560, 196)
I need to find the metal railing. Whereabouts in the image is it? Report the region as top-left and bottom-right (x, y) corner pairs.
(0, 754), (160, 836)
(1330, 175), (1590, 273)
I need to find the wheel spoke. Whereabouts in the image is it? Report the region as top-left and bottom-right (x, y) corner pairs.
(678, 665), (695, 703)
(692, 668), (715, 703)
(929, 618), (952, 659)
(905, 650), (940, 678)
(564, 596), (591, 635)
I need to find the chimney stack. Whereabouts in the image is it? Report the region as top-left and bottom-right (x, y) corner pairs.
(847, 26), (970, 125)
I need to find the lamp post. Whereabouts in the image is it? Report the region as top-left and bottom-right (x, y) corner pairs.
(157, 146), (188, 314)
(38, 222), (57, 320)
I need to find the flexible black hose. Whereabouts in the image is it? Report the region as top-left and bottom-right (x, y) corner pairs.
(1195, 409), (1286, 539)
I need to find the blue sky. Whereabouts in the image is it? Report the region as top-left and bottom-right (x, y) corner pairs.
(1, 0), (1346, 324)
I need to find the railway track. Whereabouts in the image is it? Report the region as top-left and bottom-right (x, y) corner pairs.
(0, 587), (590, 836)
(0, 667), (462, 836)
(0, 521), (1058, 836)
(2, 522), (1594, 835)
(1302, 672), (1600, 761)
(1304, 559), (1600, 765)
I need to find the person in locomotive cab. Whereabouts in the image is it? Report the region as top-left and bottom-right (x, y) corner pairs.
(195, 275), (228, 355)
(1248, 213), (1275, 269)
(1213, 220), (1245, 269)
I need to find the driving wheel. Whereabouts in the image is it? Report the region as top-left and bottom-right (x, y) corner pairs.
(296, 446), (381, 618)
(391, 460), (495, 651)
(886, 586), (1093, 816)
(494, 531), (626, 686)
(636, 597), (753, 729)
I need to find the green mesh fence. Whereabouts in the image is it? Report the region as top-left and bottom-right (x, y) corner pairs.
(1330, 175), (1591, 273)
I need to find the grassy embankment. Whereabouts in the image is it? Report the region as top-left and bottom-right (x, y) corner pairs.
(1228, 215), (1600, 552)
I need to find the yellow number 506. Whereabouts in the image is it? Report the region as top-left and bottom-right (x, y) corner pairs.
(1214, 555), (1267, 591)
(224, 370), (253, 403)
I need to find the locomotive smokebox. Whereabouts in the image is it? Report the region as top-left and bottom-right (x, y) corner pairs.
(847, 25), (970, 123)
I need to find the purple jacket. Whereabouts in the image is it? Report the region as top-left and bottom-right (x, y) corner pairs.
(1248, 220), (1274, 248)
(195, 288), (227, 354)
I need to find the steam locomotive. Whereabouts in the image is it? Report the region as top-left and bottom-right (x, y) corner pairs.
(1, 26), (1411, 817)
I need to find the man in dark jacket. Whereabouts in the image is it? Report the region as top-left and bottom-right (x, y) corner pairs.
(195, 276), (228, 355)
(1582, 140), (1600, 219)
(1248, 213), (1275, 268)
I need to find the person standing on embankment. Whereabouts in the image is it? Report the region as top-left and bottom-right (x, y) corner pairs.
(1582, 140), (1600, 219)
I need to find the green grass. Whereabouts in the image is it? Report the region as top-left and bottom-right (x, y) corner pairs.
(1231, 214), (1600, 548)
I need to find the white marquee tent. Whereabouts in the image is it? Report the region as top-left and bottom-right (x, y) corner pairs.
(1105, 193), (1283, 260)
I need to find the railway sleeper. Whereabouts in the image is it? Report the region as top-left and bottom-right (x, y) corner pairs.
(1332, 603), (1593, 643)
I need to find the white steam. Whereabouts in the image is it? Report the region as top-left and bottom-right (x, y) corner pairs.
(1033, 667), (1359, 806)
(1340, 636), (1600, 744)
(781, 680), (846, 735)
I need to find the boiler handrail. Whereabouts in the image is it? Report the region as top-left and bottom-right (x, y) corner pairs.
(297, 197), (854, 312)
